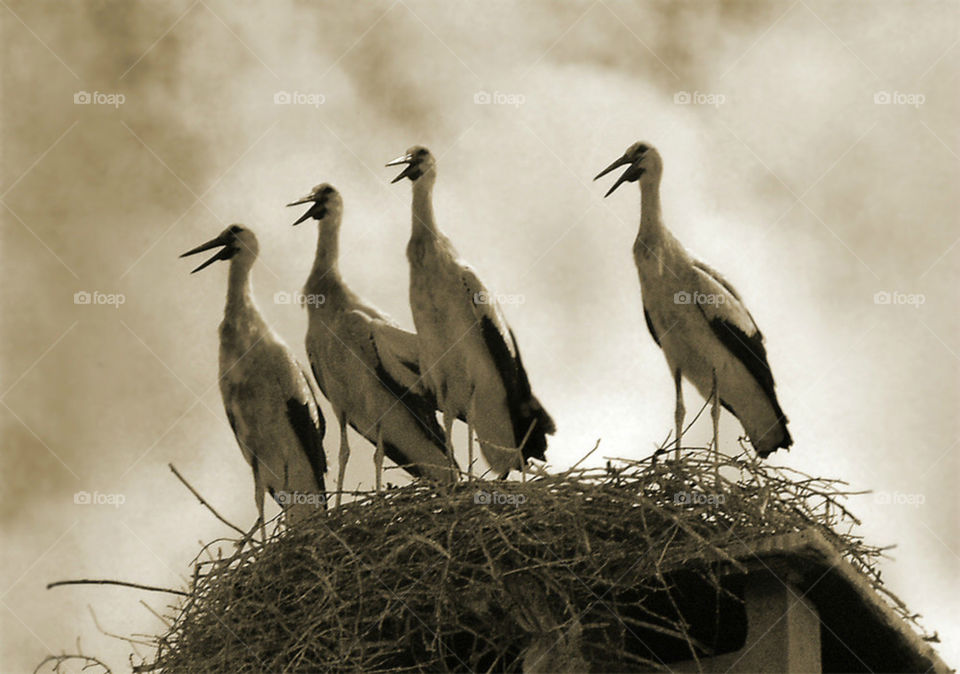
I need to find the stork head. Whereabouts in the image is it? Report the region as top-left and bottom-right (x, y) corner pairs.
(180, 224), (258, 273)
(386, 146), (435, 184)
(286, 183), (342, 226)
(594, 142), (661, 197)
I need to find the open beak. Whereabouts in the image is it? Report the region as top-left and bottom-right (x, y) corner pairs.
(593, 155), (642, 197)
(286, 194), (316, 207)
(285, 195), (326, 226)
(180, 234), (233, 273)
(386, 154), (418, 183)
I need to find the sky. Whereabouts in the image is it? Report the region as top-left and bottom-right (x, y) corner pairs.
(1, 0), (957, 670)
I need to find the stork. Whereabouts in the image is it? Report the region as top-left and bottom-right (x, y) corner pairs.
(180, 225), (327, 539)
(287, 183), (458, 506)
(595, 142), (792, 468)
(387, 146), (555, 479)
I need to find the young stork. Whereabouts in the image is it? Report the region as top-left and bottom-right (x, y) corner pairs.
(180, 225), (327, 538)
(287, 184), (458, 505)
(595, 142), (792, 465)
(387, 146), (555, 479)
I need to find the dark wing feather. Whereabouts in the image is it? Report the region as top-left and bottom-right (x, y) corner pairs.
(696, 307), (792, 454)
(478, 318), (555, 462)
(345, 420), (423, 479)
(371, 350), (452, 461)
(643, 307), (661, 347)
(285, 397), (328, 498)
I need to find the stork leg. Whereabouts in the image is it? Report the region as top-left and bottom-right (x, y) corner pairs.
(253, 466), (266, 542)
(467, 422), (475, 482)
(673, 368), (685, 462)
(443, 410), (457, 479)
(336, 410), (349, 508)
(710, 370), (721, 484)
(467, 391), (478, 481)
(374, 427), (385, 494)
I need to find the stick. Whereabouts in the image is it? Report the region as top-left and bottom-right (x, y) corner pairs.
(46, 579), (189, 597)
(168, 463), (246, 536)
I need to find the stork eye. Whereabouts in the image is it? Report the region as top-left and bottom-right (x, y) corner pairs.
(229, 225), (243, 234)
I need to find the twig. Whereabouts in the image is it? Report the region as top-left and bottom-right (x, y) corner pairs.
(33, 654), (111, 674)
(168, 463), (246, 536)
(47, 579), (188, 597)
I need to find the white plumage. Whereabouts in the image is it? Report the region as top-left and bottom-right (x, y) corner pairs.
(595, 142), (792, 460)
(387, 147), (555, 478)
(288, 184), (458, 506)
(181, 225), (327, 537)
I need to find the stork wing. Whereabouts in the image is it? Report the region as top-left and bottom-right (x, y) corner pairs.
(292, 360), (328, 477)
(340, 309), (450, 458)
(690, 261), (776, 401)
(349, 300), (430, 392)
(276, 354), (328, 494)
(459, 266), (555, 461)
(369, 320), (426, 393)
(459, 265), (515, 358)
(693, 259), (742, 302)
(221, 346), (327, 496)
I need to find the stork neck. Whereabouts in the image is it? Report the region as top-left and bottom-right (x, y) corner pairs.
(410, 179), (439, 239)
(224, 260), (257, 317)
(312, 218), (341, 273)
(637, 178), (665, 250)
(305, 217), (344, 296)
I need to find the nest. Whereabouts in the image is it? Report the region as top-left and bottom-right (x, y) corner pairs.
(145, 446), (916, 673)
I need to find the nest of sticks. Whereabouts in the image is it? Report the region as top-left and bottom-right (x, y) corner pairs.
(141, 444), (923, 672)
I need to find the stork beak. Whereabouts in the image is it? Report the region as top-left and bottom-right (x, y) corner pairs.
(594, 155), (643, 198)
(386, 154), (417, 183)
(593, 155), (631, 181)
(285, 197), (326, 226)
(286, 194), (317, 207)
(180, 234), (233, 273)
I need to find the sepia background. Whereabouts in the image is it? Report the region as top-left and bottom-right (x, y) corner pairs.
(2, 0), (957, 670)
